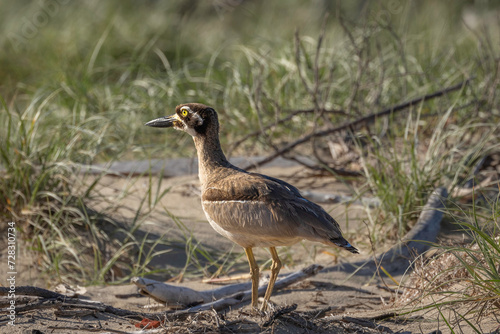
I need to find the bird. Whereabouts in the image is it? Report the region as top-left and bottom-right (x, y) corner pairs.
(145, 103), (358, 311)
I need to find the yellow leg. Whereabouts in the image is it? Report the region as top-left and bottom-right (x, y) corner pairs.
(244, 247), (259, 309)
(261, 247), (282, 311)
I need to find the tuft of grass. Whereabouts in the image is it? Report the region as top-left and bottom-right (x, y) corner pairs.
(446, 193), (500, 305)
(358, 95), (499, 245)
(397, 191), (500, 330)
(0, 91), (177, 285)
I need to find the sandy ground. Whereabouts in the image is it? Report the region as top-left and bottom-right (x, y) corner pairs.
(1, 161), (499, 333)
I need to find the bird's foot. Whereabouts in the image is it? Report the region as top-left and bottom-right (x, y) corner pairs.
(259, 298), (279, 313)
(249, 306), (266, 317)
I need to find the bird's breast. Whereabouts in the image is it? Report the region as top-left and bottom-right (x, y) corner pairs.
(201, 199), (302, 248)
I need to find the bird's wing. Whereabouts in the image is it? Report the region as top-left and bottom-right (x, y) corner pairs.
(202, 172), (344, 242)
(249, 172), (303, 198)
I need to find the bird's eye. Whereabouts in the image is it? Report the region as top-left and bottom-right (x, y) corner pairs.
(181, 109), (188, 117)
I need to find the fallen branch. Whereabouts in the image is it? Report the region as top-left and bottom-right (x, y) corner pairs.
(0, 286), (65, 299)
(0, 287), (152, 320)
(228, 108), (347, 155)
(243, 78), (472, 170)
(3, 298), (150, 319)
(132, 264), (323, 312)
(379, 187), (448, 263)
(325, 187), (448, 276)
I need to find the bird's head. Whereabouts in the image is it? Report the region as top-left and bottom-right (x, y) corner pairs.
(145, 103), (217, 137)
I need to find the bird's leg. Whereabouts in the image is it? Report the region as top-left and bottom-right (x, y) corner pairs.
(244, 247), (259, 309)
(261, 247), (282, 311)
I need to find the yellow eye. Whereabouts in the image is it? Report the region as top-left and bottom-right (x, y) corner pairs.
(181, 109), (188, 117)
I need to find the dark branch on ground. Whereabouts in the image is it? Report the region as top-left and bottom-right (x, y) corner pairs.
(242, 78), (473, 170)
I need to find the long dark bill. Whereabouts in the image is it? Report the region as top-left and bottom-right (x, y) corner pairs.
(144, 115), (177, 128)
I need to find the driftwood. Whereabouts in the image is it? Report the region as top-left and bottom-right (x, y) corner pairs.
(378, 187), (448, 264)
(132, 264), (323, 312)
(242, 79), (472, 170)
(326, 187), (448, 276)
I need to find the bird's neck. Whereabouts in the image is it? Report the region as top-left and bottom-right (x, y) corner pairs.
(193, 132), (230, 187)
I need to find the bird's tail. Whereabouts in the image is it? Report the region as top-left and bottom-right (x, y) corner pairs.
(330, 237), (359, 254)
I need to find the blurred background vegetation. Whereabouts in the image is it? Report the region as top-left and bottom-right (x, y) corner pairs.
(0, 3), (499, 322)
(1, 0), (498, 161)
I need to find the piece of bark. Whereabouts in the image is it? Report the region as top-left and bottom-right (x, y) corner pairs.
(131, 277), (209, 306)
(54, 283), (87, 298)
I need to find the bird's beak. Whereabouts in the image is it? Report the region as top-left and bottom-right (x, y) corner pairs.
(145, 114), (178, 128)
